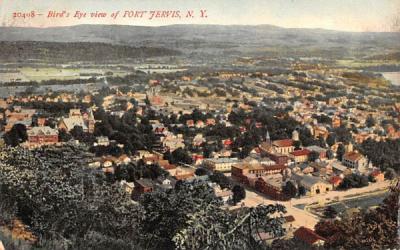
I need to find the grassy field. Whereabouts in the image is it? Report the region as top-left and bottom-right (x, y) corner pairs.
(0, 67), (131, 83)
(336, 59), (400, 68)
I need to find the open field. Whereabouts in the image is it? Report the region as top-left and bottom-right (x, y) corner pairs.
(0, 67), (131, 83)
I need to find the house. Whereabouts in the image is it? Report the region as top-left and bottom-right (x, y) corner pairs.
(297, 175), (331, 196)
(120, 180), (135, 194)
(211, 183), (233, 204)
(332, 116), (341, 128)
(161, 134), (185, 151)
(167, 166), (195, 180)
(95, 136), (110, 146)
(134, 178), (155, 194)
(206, 118), (216, 126)
(289, 149), (311, 164)
(370, 170), (384, 182)
(203, 158), (239, 172)
(329, 176), (343, 188)
(26, 126), (59, 147)
(342, 151), (368, 172)
(192, 134), (205, 147)
(306, 145), (327, 159)
(331, 161), (352, 176)
(272, 139), (294, 155)
(293, 227), (326, 247)
(5, 108), (35, 132)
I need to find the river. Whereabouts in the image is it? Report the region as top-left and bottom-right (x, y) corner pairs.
(381, 72), (400, 86)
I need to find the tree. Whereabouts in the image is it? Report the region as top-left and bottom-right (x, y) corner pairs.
(315, 184), (399, 249)
(293, 140), (301, 150)
(171, 148), (193, 164)
(283, 181), (298, 198)
(3, 124), (27, 146)
(326, 149), (335, 159)
(209, 172), (232, 189)
(232, 185), (246, 205)
(298, 186), (306, 196)
(138, 180), (222, 249)
(326, 133), (336, 147)
(0, 144), (141, 248)
(173, 204), (287, 249)
(323, 206), (338, 219)
(336, 143), (346, 161)
(384, 168), (396, 180)
(366, 114), (376, 127)
(309, 151), (320, 162)
(338, 174), (369, 190)
(195, 167), (208, 176)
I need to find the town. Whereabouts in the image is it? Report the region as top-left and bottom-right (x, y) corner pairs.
(0, 57), (398, 248)
(0, 14), (399, 249)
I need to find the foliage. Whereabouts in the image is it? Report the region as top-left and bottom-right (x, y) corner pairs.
(173, 204), (287, 250)
(308, 151), (320, 162)
(138, 180), (223, 249)
(232, 185), (246, 205)
(195, 167), (208, 176)
(3, 124), (27, 147)
(338, 174), (369, 190)
(315, 183), (399, 249)
(360, 138), (400, 172)
(323, 206), (338, 219)
(336, 143), (346, 161)
(283, 181), (298, 198)
(0, 145), (141, 248)
(170, 148), (193, 165)
(209, 172), (232, 189)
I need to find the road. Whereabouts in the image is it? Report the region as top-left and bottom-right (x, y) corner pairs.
(231, 180), (392, 229)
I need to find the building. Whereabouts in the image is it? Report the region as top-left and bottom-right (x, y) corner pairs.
(329, 176), (343, 188)
(167, 166), (195, 180)
(370, 170), (384, 182)
(120, 180), (135, 194)
(26, 126), (59, 147)
(134, 178), (155, 195)
(255, 174), (288, 201)
(297, 175), (331, 196)
(272, 139), (295, 155)
(342, 151), (368, 171)
(203, 158), (239, 172)
(332, 116), (341, 128)
(289, 149), (311, 164)
(5, 108), (36, 132)
(306, 145), (327, 159)
(293, 227), (326, 247)
(58, 108), (95, 133)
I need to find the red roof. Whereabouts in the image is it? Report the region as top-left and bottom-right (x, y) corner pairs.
(371, 170), (382, 177)
(223, 139), (233, 145)
(290, 149), (311, 157)
(330, 176), (343, 185)
(294, 227), (326, 245)
(273, 139), (294, 148)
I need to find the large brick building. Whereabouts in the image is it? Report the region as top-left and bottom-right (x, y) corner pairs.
(27, 126), (59, 147)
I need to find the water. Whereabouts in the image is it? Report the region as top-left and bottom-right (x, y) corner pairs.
(381, 72), (400, 86)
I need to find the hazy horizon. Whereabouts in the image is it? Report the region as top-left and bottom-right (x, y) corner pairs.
(0, 0), (399, 32)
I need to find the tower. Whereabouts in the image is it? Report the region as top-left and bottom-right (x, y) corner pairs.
(292, 130), (299, 141)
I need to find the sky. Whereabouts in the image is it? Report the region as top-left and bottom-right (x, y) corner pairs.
(0, 0), (399, 32)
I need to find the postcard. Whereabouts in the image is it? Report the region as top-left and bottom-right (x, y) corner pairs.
(0, 1), (399, 249)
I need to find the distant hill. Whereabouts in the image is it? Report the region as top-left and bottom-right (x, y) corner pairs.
(0, 41), (180, 62)
(0, 24), (399, 58)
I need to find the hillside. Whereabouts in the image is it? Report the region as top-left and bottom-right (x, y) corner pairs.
(0, 41), (180, 62)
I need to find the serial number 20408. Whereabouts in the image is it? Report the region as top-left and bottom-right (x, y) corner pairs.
(13, 11), (37, 18)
